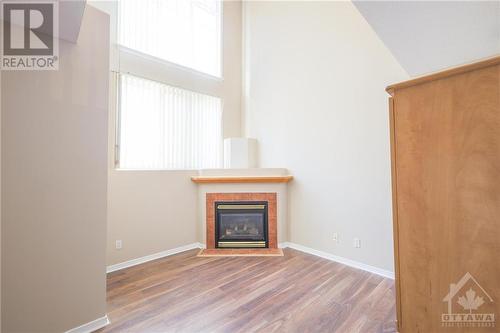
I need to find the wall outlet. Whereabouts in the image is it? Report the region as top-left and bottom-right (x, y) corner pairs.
(332, 233), (339, 244)
(353, 238), (361, 248)
(115, 240), (122, 250)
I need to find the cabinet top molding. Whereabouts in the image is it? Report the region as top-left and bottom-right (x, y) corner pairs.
(386, 55), (500, 96)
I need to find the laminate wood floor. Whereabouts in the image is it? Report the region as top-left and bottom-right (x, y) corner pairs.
(99, 248), (396, 333)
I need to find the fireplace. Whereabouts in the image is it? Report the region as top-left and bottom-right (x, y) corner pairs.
(204, 193), (278, 251)
(215, 201), (268, 248)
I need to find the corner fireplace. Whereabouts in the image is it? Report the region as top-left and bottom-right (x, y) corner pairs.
(215, 201), (268, 248)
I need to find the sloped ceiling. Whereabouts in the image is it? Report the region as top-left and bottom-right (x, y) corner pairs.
(353, 1), (500, 76)
(58, 0), (87, 42)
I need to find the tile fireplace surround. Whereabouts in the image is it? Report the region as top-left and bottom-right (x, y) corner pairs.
(206, 192), (277, 248)
(191, 169), (292, 256)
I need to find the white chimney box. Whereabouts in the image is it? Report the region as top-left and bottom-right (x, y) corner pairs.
(224, 138), (257, 168)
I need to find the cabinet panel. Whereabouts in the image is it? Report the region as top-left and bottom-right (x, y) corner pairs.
(392, 63), (500, 332)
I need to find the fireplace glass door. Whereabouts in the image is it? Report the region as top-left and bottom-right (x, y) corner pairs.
(215, 201), (268, 248)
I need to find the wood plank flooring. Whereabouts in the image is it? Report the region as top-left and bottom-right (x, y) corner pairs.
(99, 248), (396, 333)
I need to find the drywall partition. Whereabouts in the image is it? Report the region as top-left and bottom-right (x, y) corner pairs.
(244, 1), (408, 272)
(1, 6), (109, 332)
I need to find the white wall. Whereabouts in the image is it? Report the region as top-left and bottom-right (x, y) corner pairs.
(107, 170), (198, 265)
(98, 1), (243, 266)
(244, 1), (408, 271)
(1, 5), (109, 332)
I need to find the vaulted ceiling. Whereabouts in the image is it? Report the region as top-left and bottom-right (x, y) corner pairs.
(353, 1), (500, 76)
(58, 0), (87, 42)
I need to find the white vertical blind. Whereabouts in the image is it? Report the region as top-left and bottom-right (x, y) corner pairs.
(119, 74), (222, 169)
(119, 0), (222, 77)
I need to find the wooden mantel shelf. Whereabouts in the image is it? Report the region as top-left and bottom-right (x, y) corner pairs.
(191, 175), (293, 184)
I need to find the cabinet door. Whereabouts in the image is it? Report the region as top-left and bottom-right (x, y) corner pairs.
(393, 64), (500, 332)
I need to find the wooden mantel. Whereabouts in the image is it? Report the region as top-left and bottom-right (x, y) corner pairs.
(191, 175), (293, 184)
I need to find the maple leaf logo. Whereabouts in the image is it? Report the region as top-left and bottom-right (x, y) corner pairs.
(457, 288), (485, 313)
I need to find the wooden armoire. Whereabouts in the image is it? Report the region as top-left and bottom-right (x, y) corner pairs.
(387, 56), (500, 332)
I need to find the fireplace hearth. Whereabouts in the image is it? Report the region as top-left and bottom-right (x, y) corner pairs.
(215, 201), (268, 248)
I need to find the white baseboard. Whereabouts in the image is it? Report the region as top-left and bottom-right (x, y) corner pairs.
(106, 241), (393, 279)
(280, 242), (394, 279)
(65, 315), (109, 333)
(107, 243), (203, 273)
(278, 242), (290, 248)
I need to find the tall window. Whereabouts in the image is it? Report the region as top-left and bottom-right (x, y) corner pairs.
(119, 0), (222, 77)
(116, 0), (224, 170)
(119, 75), (222, 169)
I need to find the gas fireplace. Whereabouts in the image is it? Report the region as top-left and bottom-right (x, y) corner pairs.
(215, 201), (268, 248)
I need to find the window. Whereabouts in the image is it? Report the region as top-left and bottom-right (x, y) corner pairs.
(118, 74), (222, 169)
(115, 0), (225, 170)
(119, 0), (222, 77)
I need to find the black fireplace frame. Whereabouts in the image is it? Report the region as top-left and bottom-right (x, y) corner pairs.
(215, 201), (269, 249)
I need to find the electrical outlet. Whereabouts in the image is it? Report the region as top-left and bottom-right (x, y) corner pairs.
(332, 233), (339, 244)
(353, 238), (361, 248)
(115, 240), (122, 250)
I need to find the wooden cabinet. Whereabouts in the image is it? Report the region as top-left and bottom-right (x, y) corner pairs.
(387, 56), (500, 333)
